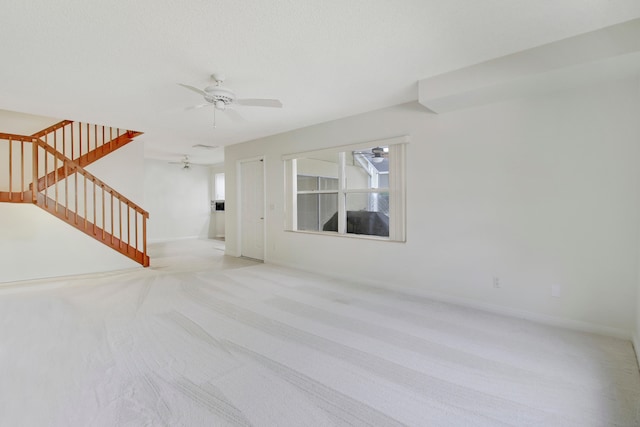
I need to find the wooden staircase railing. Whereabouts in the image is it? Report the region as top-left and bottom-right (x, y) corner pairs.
(0, 132), (149, 267)
(32, 120), (143, 192)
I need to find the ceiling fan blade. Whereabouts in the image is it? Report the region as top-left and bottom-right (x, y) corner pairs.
(178, 83), (207, 96)
(185, 103), (213, 111)
(236, 98), (283, 108)
(224, 108), (246, 123)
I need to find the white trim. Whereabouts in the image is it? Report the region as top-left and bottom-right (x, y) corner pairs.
(282, 135), (410, 160)
(268, 258), (633, 340)
(147, 235), (201, 244)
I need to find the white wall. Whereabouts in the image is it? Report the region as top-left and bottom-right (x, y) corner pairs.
(225, 76), (640, 337)
(0, 204), (139, 283)
(0, 109), (60, 134)
(144, 159), (211, 242)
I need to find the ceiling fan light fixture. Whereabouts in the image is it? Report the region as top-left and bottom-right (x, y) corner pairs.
(371, 156), (384, 163)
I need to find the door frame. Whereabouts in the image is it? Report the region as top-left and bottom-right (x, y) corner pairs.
(236, 156), (266, 260)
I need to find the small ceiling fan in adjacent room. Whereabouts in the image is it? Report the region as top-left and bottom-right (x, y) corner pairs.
(179, 73), (283, 127)
(169, 155), (191, 170)
(353, 146), (389, 163)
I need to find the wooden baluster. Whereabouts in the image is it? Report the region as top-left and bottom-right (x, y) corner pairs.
(64, 162), (68, 219)
(92, 177), (96, 235)
(109, 127), (113, 151)
(93, 124), (97, 158)
(44, 142), (48, 207)
(102, 184), (105, 240)
(135, 210), (139, 252)
(86, 123), (89, 157)
(78, 122), (82, 157)
(20, 141), (24, 201)
(70, 123), (74, 160)
(102, 126), (105, 153)
(74, 169), (78, 224)
(32, 141), (38, 204)
(54, 153), (58, 212)
(119, 199), (122, 247)
(126, 202), (130, 252)
(8, 137), (12, 200)
(84, 175), (87, 229)
(62, 125), (66, 158)
(111, 192), (114, 245)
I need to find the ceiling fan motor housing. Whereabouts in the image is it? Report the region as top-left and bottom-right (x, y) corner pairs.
(204, 86), (235, 106)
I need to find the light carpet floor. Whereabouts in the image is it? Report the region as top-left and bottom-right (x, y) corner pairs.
(1, 239), (639, 426)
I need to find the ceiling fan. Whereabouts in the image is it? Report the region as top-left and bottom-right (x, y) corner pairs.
(353, 146), (389, 163)
(179, 73), (283, 127)
(169, 155), (191, 169)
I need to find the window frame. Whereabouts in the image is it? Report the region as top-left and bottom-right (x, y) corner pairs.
(283, 136), (408, 242)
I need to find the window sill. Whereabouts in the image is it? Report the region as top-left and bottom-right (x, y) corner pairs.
(285, 229), (405, 243)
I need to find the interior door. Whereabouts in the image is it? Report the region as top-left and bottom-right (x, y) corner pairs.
(240, 158), (264, 260)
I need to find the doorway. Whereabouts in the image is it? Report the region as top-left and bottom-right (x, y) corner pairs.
(238, 157), (265, 261)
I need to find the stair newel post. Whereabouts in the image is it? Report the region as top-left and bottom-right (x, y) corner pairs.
(143, 213), (148, 266)
(31, 139), (38, 204)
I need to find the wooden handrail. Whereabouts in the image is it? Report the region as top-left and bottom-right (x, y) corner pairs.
(30, 120), (142, 165)
(31, 120), (73, 139)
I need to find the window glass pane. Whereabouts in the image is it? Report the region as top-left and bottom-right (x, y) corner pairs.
(345, 192), (390, 237)
(297, 153), (339, 181)
(319, 193), (338, 232)
(347, 146), (389, 190)
(297, 194), (318, 230)
(378, 173), (389, 188)
(297, 175), (318, 191)
(319, 177), (339, 190)
(297, 193), (338, 231)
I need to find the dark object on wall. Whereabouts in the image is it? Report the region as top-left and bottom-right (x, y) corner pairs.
(323, 211), (389, 237)
(215, 201), (225, 211)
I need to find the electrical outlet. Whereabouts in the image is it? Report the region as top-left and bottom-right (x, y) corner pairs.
(493, 276), (500, 289)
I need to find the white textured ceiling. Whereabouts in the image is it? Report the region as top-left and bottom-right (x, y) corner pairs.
(2, 1), (640, 164)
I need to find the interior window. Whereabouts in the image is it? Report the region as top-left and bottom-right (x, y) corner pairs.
(284, 137), (407, 241)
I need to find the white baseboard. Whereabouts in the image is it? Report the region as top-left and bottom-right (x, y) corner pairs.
(267, 259), (632, 340)
(147, 236), (201, 244)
